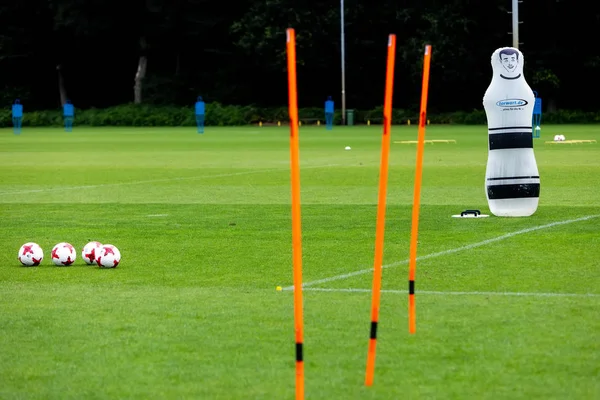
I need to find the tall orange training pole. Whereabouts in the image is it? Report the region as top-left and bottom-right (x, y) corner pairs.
(408, 44), (432, 335)
(286, 28), (305, 400)
(365, 34), (397, 387)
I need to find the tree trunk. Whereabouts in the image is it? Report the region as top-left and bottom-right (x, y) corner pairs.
(134, 36), (148, 104)
(56, 64), (68, 106)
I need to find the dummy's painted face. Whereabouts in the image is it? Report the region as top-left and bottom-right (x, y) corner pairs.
(500, 53), (518, 73)
(491, 48), (523, 80)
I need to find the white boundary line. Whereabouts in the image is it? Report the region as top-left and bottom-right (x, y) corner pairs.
(299, 287), (600, 298)
(282, 214), (600, 291)
(0, 164), (340, 196)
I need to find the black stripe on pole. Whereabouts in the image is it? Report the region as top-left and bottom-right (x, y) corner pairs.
(370, 321), (378, 339)
(489, 132), (533, 150)
(295, 342), (303, 362)
(487, 183), (540, 199)
(487, 175), (539, 181)
(409, 280), (415, 295)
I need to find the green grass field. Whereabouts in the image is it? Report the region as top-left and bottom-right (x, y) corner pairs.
(1, 125), (599, 399)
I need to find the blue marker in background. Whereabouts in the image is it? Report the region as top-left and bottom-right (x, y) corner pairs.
(63, 100), (74, 132)
(195, 96), (205, 134)
(324, 96), (334, 130)
(532, 91), (542, 138)
(12, 99), (23, 134)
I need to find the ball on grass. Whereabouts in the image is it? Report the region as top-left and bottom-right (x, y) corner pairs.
(96, 244), (121, 268)
(82, 241), (103, 265)
(18, 242), (44, 266)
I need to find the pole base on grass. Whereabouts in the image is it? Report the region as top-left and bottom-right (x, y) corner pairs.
(452, 209), (490, 218)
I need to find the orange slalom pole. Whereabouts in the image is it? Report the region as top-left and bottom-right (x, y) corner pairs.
(365, 34), (397, 387)
(286, 28), (305, 400)
(408, 44), (432, 335)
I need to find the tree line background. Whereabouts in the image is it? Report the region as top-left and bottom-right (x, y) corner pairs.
(1, 0), (598, 115)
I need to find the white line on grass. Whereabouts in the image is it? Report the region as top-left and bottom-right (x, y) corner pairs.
(282, 214), (600, 290)
(298, 287), (600, 298)
(0, 164), (340, 196)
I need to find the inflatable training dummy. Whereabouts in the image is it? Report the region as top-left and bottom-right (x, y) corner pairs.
(483, 47), (539, 217)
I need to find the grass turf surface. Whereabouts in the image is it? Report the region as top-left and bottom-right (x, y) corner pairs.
(0, 125), (599, 399)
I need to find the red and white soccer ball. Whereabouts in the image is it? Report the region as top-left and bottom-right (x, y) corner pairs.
(96, 244), (121, 268)
(18, 242), (44, 266)
(51, 242), (76, 266)
(82, 241), (103, 265)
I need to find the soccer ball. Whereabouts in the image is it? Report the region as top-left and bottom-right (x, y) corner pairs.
(51, 242), (76, 266)
(18, 242), (44, 266)
(96, 244), (121, 268)
(82, 241), (103, 265)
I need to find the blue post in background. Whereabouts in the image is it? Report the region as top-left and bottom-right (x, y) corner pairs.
(63, 100), (75, 132)
(532, 91), (542, 138)
(12, 99), (23, 134)
(195, 96), (205, 134)
(324, 96), (334, 130)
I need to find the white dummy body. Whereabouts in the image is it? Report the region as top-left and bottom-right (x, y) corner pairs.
(483, 47), (540, 217)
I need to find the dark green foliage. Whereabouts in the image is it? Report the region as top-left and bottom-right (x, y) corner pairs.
(1, 1), (599, 111)
(1, 104), (599, 127)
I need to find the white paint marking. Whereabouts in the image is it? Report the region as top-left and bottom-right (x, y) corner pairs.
(0, 164), (339, 196)
(282, 214), (600, 290)
(291, 287), (600, 298)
